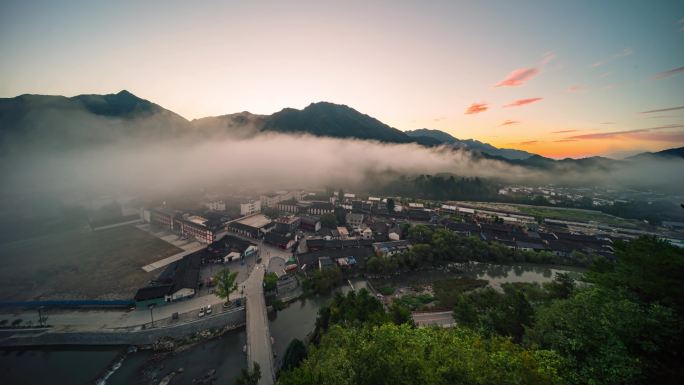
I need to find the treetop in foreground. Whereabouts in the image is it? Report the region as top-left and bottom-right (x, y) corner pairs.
(279, 323), (563, 385)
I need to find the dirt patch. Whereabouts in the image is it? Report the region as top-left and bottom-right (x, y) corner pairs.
(0, 226), (182, 301)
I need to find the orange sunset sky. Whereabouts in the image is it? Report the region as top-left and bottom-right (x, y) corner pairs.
(1, 1), (683, 158)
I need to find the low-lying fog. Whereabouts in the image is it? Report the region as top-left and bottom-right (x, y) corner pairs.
(1, 132), (683, 198)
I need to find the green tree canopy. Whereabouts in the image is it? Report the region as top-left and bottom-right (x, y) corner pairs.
(279, 324), (562, 385)
(214, 268), (238, 304)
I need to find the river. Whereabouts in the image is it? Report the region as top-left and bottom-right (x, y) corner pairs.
(0, 266), (571, 385)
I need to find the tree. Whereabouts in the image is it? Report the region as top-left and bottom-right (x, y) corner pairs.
(587, 236), (684, 312)
(408, 224), (433, 244)
(525, 287), (680, 385)
(543, 272), (575, 299)
(320, 213), (337, 229)
(214, 268), (238, 305)
(334, 207), (347, 226)
(279, 324), (562, 385)
(386, 198), (395, 213)
(389, 303), (412, 325)
(235, 361), (261, 385)
(282, 339), (307, 371)
(264, 272), (278, 292)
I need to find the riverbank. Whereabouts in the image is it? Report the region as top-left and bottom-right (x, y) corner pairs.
(0, 305), (246, 348)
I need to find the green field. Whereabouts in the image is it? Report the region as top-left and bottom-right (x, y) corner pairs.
(458, 201), (642, 228)
(515, 205), (640, 227)
(0, 226), (182, 301)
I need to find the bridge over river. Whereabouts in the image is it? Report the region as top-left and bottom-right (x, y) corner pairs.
(244, 263), (275, 385)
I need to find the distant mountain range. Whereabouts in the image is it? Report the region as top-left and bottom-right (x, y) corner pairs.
(405, 128), (534, 160)
(1, 90), (682, 168)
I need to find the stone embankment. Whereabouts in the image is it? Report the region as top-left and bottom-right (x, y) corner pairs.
(0, 305), (246, 347)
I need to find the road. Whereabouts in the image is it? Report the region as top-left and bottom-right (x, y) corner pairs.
(245, 263), (275, 385)
(411, 311), (455, 327)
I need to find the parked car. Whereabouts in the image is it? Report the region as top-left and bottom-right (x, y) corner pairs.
(206, 305), (213, 315)
(198, 307), (205, 318)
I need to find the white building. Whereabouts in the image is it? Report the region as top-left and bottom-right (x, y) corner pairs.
(240, 200), (262, 216)
(205, 200), (226, 211)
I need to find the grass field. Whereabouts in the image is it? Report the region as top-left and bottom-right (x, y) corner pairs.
(458, 201), (642, 228)
(0, 226), (182, 301)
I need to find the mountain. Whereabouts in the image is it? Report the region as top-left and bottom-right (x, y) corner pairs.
(191, 111), (267, 139)
(406, 128), (534, 160)
(261, 102), (413, 143)
(626, 146), (684, 161)
(0, 90), (190, 154)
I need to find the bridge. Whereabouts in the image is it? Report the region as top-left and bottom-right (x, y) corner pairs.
(244, 245), (276, 384)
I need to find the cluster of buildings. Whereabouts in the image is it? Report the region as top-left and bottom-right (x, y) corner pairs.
(144, 207), (227, 244)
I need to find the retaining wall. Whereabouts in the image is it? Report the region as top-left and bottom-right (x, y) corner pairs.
(0, 306), (245, 347)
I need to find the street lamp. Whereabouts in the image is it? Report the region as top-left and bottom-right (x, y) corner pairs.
(148, 303), (156, 328)
(37, 306), (45, 327)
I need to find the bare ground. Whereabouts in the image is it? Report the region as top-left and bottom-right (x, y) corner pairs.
(0, 225), (182, 301)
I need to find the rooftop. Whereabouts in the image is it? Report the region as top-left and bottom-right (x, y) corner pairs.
(236, 214), (272, 228)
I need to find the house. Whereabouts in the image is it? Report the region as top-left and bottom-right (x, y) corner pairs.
(275, 216), (301, 233)
(441, 204), (457, 214)
(134, 284), (172, 309)
(205, 200), (226, 211)
(274, 269), (298, 293)
(446, 222), (480, 236)
(228, 214), (274, 238)
(174, 215), (226, 244)
(346, 212), (365, 228)
(373, 240), (411, 256)
(515, 241), (546, 252)
(149, 207), (177, 230)
(135, 252), (202, 307)
(318, 256), (334, 270)
(361, 227), (373, 240)
(306, 237), (374, 251)
(265, 231), (296, 250)
(276, 199), (306, 214)
(300, 215), (321, 232)
(298, 246), (375, 270)
(240, 200), (261, 216)
(336, 226), (350, 239)
(158, 253), (201, 302)
(388, 226), (402, 241)
(210, 234), (258, 260)
(308, 201), (334, 215)
(260, 191), (294, 208)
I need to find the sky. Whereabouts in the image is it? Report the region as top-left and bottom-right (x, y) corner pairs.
(1, 0), (683, 158)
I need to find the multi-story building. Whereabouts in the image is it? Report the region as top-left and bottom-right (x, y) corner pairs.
(275, 216), (301, 233)
(205, 200), (226, 211)
(149, 207), (176, 230)
(308, 201), (334, 215)
(240, 200), (261, 216)
(346, 212), (365, 228)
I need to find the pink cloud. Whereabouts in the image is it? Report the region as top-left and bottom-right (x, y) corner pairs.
(465, 103), (488, 115)
(591, 48), (633, 68)
(495, 68), (539, 87)
(552, 129), (578, 134)
(554, 139), (578, 143)
(566, 85), (588, 92)
(504, 97), (543, 107)
(494, 53), (554, 87)
(652, 66), (684, 80)
(500, 120), (520, 126)
(567, 124), (684, 140)
(640, 105), (684, 114)
(518, 140), (538, 145)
